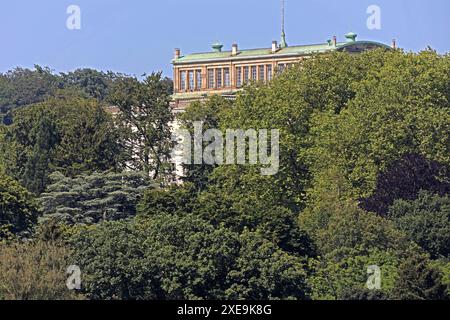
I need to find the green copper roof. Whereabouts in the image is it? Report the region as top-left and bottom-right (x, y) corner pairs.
(345, 32), (358, 42)
(173, 40), (391, 64)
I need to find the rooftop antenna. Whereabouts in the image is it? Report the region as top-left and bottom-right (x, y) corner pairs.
(280, 0), (288, 48)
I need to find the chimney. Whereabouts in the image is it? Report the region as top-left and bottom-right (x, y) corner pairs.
(332, 36), (337, 47)
(232, 43), (238, 56)
(272, 41), (278, 53)
(174, 48), (181, 60)
(392, 39), (397, 49)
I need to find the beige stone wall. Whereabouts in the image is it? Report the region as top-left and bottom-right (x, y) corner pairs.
(173, 55), (307, 95)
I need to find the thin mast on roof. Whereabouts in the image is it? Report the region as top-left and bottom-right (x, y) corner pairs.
(280, 0), (288, 48)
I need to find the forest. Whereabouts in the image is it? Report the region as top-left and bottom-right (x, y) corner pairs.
(0, 49), (449, 300)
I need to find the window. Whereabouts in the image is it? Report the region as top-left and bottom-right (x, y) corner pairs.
(180, 71), (187, 91)
(208, 69), (215, 89)
(188, 70), (194, 91)
(196, 70), (202, 90)
(251, 66), (257, 80)
(216, 68), (222, 88)
(244, 66), (249, 84)
(224, 68), (230, 87)
(259, 65), (265, 82)
(236, 67), (242, 87)
(267, 65), (273, 81)
(278, 63), (286, 73)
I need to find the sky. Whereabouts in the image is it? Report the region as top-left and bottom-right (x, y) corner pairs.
(1, 0), (449, 78)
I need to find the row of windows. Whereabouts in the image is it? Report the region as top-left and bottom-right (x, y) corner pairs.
(180, 69), (202, 91)
(179, 63), (295, 91)
(236, 64), (273, 87)
(208, 68), (231, 89)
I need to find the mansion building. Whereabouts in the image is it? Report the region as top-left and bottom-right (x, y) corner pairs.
(170, 33), (394, 111)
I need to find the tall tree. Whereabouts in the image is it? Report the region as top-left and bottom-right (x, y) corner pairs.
(109, 73), (174, 179)
(1, 92), (122, 194)
(360, 154), (450, 216)
(40, 171), (154, 225)
(0, 66), (60, 124)
(178, 95), (232, 191)
(0, 171), (39, 237)
(391, 253), (447, 300)
(60, 68), (119, 101)
(0, 241), (82, 300)
(309, 50), (450, 203)
(71, 214), (310, 300)
(388, 191), (450, 259)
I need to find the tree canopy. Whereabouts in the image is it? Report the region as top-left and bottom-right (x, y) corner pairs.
(40, 171), (154, 225)
(0, 93), (122, 194)
(0, 171), (38, 237)
(0, 49), (449, 300)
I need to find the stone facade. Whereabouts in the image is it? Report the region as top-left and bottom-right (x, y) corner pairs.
(171, 33), (394, 111)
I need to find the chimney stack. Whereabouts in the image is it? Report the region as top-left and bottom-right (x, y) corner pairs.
(332, 36), (337, 47)
(174, 48), (181, 60)
(392, 39), (397, 49)
(232, 43), (238, 56)
(272, 40), (278, 53)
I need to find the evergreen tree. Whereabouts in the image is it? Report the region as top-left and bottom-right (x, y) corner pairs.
(40, 171), (154, 225)
(1, 93), (122, 194)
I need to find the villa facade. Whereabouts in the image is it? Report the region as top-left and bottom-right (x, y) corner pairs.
(171, 33), (394, 111)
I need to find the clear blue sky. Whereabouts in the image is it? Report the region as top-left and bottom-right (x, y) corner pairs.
(1, 0), (449, 78)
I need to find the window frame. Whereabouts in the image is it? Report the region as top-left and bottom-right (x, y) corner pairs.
(195, 70), (202, 90)
(208, 69), (215, 89)
(188, 70), (194, 91)
(236, 67), (242, 87)
(224, 68), (230, 87)
(180, 70), (187, 91)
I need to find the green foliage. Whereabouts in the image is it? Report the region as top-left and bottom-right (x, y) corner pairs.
(308, 248), (400, 300)
(0, 66), (129, 124)
(138, 176), (315, 257)
(388, 191), (450, 259)
(391, 253), (447, 300)
(225, 230), (310, 300)
(338, 287), (390, 300)
(40, 171), (154, 225)
(194, 186), (315, 256)
(61, 68), (119, 101)
(71, 215), (310, 300)
(0, 171), (39, 237)
(309, 50), (450, 202)
(0, 240), (83, 300)
(303, 202), (409, 257)
(0, 66), (60, 123)
(1, 49), (449, 300)
(292, 50), (450, 300)
(299, 188), (449, 300)
(178, 95), (232, 191)
(0, 93), (122, 194)
(109, 72), (174, 180)
(432, 260), (450, 296)
(137, 183), (197, 216)
(299, 189), (414, 300)
(298, 175), (410, 253)
(360, 153), (450, 216)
